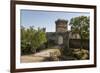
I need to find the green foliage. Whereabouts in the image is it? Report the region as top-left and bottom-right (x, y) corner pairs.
(21, 26), (47, 55)
(32, 28), (47, 52)
(70, 16), (89, 39)
(70, 16), (89, 49)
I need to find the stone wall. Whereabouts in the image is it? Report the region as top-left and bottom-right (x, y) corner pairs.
(46, 32), (89, 49)
(69, 39), (89, 49)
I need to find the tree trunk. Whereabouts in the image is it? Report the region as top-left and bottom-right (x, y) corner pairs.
(80, 32), (83, 51)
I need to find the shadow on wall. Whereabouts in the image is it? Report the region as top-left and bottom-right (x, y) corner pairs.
(69, 39), (89, 49)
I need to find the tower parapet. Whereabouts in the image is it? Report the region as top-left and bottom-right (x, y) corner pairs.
(55, 19), (68, 32)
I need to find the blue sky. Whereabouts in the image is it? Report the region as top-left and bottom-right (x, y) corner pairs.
(20, 9), (89, 32)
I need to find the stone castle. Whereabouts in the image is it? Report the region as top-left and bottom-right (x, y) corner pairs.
(45, 19), (80, 48)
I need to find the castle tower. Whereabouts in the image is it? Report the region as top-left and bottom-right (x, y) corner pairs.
(55, 19), (68, 32)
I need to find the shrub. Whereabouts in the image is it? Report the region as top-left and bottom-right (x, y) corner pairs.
(72, 48), (89, 60)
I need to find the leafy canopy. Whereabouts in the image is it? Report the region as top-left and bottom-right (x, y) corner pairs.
(70, 16), (89, 39)
(21, 26), (47, 54)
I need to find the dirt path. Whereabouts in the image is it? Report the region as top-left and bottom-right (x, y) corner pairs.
(21, 55), (46, 63)
(21, 48), (61, 63)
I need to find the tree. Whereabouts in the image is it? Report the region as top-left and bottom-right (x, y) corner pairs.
(69, 16), (89, 49)
(21, 26), (36, 54)
(21, 26), (47, 55)
(31, 28), (47, 53)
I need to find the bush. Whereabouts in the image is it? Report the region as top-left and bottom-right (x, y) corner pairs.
(21, 26), (47, 55)
(72, 49), (89, 60)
